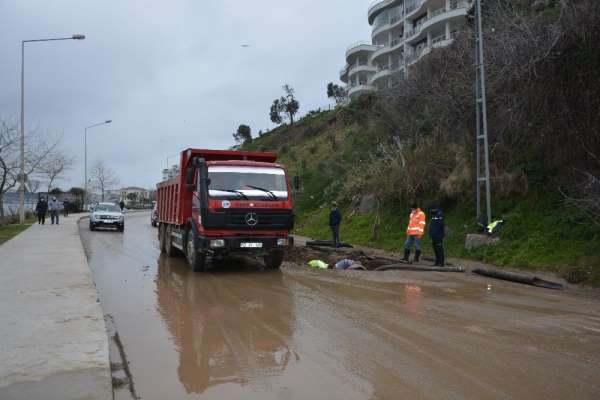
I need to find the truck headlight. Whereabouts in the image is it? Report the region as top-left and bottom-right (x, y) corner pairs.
(210, 239), (225, 248)
(277, 238), (289, 246)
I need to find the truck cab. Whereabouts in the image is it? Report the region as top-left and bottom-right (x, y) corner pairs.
(156, 149), (295, 271)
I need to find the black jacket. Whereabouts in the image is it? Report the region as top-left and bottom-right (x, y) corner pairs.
(428, 210), (445, 239)
(35, 201), (48, 214)
(329, 209), (342, 226)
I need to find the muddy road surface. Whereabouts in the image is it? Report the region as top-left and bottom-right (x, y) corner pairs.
(80, 213), (600, 400)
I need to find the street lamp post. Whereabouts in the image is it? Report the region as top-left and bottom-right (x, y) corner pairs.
(84, 120), (112, 209)
(19, 34), (85, 224)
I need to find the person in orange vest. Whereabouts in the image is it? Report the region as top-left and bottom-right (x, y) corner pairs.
(403, 203), (426, 263)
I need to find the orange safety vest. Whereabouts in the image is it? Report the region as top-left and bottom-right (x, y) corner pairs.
(406, 208), (426, 237)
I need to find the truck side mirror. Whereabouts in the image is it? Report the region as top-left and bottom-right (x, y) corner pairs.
(186, 167), (195, 192)
(293, 175), (301, 190)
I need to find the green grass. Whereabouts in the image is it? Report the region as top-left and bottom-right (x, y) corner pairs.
(295, 193), (600, 286)
(0, 220), (34, 245)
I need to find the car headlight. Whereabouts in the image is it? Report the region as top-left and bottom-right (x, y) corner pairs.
(210, 239), (225, 248)
(277, 238), (289, 246)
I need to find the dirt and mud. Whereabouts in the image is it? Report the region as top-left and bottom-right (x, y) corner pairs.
(80, 213), (600, 400)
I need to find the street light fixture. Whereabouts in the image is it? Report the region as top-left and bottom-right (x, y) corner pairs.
(18, 34), (86, 224)
(84, 120), (112, 209)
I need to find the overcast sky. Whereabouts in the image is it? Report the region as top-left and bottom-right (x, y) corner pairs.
(0, 0), (372, 190)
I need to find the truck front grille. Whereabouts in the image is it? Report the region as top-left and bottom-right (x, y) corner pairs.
(224, 210), (294, 230)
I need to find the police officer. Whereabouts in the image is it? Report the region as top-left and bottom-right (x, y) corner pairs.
(428, 205), (445, 267)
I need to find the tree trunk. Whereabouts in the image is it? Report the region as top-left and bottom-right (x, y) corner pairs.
(0, 194), (4, 220)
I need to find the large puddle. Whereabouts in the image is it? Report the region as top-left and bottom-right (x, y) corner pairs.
(80, 213), (600, 400)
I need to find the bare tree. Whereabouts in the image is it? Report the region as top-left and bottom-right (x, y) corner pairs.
(38, 152), (75, 195)
(0, 119), (62, 218)
(89, 160), (119, 202)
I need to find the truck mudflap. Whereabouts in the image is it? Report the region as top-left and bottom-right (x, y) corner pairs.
(195, 235), (293, 255)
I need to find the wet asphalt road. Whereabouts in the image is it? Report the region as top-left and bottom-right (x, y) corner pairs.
(80, 212), (600, 400)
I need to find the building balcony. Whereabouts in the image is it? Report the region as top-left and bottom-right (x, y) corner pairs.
(371, 10), (405, 39)
(405, 2), (469, 44)
(368, 0), (401, 25)
(339, 64), (350, 82)
(348, 63), (377, 76)
(345, 41), (383, 58)
(348, 83), (376, 98)
(371, 36), (405, 62)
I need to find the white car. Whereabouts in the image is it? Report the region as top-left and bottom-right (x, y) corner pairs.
(90, 202), (125, 232)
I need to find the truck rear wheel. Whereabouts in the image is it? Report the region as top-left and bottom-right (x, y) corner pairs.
(186, 231), (206, 272)
(159, 225), (167, 253)
(165, 226), (177, 257)
(264, 251), (284, 269)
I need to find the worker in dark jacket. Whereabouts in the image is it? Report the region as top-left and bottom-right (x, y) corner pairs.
(428, 205), (445, 266)
(329, 202), (342, 247)
(35, 198), (48, 225)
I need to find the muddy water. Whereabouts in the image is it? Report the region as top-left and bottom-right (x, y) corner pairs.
(80, 213), (600, 400)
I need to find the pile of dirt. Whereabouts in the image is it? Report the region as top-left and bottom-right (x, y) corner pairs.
(285, 245), (399, 271)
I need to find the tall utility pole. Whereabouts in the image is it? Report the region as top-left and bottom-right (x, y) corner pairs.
(19, 34), (85, 224)
(474, 0), (492, 226)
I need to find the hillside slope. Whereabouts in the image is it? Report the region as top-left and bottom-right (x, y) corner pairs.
(242, 0), (600, 284)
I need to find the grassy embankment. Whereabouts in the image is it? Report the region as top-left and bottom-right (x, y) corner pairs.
(244, 108), (600, 285)
(0, 219), (35, 245)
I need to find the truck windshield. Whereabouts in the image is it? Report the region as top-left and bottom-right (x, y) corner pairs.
(208, 166), (288, 200)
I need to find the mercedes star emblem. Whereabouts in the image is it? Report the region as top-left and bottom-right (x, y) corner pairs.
(245, 212), (258, 226)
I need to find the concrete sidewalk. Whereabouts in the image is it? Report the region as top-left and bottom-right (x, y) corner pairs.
(0, 216), (111, 400)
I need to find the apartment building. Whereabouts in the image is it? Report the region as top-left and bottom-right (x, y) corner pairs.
(340, 0), (473, 100)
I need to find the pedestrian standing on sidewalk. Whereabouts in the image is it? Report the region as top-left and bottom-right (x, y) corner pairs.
(48, 196), (61, 225)
(403, 203), (426, 263)
(119, 200), (125, 211)
(35, 198), (48, 225)
(329, 202), (342, 247)
(428, 205), (445, 267)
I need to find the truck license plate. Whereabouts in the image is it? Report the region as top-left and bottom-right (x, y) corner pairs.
(241, 242), (263, 248)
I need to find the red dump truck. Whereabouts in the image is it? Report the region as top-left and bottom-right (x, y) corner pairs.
(156, 149), (295, 271)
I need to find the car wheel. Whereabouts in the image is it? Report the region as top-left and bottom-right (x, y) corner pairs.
(118, 225), (124, 233)
(89, 224), (95, 231)
(186, 230), (206, 272)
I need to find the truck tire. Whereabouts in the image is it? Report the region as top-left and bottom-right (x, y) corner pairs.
(186, 231), (206, 272)
(264, 251), (284, 269)
(165, 226), (176, 257)
(159, 225), (167, 254)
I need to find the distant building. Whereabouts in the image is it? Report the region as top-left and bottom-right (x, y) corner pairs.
(119, 187), (151, 206)
(340, 0), (473, 100)
(162, 165), (180, 181)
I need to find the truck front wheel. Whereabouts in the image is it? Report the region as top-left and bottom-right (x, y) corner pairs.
(264, 251), (284, 269)
(186, 231), (206, 272)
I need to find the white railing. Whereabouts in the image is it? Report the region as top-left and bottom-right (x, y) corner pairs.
(346, 40), (374, 52)
(432, 34), (447, 45)
(368, 0), (396, 15)
(405, 2), (469, 41)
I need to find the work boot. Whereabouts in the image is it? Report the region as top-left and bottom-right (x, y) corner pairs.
(403, 249), (410, 262)
(414, 250), (421, 263)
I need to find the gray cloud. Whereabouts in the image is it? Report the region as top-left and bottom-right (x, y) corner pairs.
(0, 0), (371, 189)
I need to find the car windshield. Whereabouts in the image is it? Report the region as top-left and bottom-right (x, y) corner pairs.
(208, 166), (288, 200)
(95, 204), (121, 212)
